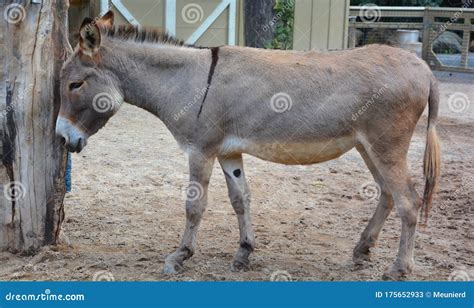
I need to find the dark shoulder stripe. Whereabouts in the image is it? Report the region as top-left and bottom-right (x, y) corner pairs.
(197, 47), (220, 118)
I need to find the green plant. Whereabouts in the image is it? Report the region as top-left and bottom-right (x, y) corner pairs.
(265, 0), (295, 50)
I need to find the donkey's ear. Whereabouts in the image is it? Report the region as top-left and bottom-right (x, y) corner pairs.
(79, 17), (101, 56)
(98, 10), (114, 28)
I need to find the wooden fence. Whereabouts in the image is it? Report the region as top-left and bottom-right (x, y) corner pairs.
(348, 6), (474, 73)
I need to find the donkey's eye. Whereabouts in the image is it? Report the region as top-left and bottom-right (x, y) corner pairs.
(69, 82), (84, 91)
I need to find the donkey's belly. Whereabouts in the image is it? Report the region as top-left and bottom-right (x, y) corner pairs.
(219, 135), (355, 165)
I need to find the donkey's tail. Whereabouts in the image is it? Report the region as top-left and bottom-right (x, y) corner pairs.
(422, 76), (441, 223)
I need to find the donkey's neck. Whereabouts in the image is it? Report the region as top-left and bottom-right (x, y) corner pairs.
(102, 40), (211, 123)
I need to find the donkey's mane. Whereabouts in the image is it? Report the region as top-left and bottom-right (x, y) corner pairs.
(103, 25), (191, 47)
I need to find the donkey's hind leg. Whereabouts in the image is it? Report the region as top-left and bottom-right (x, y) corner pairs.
(382, 176), (421, 280)
(164, 153), (215, 274)
(218, 155), (255, 271)
(358, 135), (422, 280)
(353, 144), (394, 264)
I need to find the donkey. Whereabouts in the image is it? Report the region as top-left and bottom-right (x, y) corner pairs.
(56, 11), (440, 280)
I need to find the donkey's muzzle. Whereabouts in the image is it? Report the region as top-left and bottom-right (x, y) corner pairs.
(56, 116), (88, 153)
(64, 137), (86, 153)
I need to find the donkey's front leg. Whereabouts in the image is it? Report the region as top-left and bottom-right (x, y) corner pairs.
(164, 153), (215, 274)
(218, 155), (255, 271)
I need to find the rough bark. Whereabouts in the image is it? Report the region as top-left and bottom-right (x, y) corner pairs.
(1, 0), (71, 253)
(244, 0), (276, 48)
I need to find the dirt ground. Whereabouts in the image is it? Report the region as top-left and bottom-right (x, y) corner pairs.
(0, 72), (472, 281)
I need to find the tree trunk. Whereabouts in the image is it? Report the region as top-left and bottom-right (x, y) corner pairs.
(244, 0), (276, 48)
(1, 0), (71, 253)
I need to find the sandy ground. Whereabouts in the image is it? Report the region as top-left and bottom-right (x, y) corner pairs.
(0, 72), (472, 281)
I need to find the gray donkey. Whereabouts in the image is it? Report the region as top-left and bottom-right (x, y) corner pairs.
(56, 12), (440, 280)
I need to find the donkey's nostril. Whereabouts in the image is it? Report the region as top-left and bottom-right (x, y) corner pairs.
(76, 138), (86, 153)
(59, 137), (66, 146)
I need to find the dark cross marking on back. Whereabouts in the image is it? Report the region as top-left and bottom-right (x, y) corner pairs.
(197, 47), (220, 118)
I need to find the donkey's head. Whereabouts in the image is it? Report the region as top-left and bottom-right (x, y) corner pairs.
(56, 11), (122, 153)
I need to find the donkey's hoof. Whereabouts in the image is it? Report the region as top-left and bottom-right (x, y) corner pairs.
(353, 241), (373, 265)
(231, 259), (250, 272)
(353, 251), (371, 265)
(163, 262), (184, 274)
(382, 260), (414, 280)
(382, 268), (410, 281)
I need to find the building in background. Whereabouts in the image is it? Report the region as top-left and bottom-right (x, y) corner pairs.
(69, 0), (350, 50)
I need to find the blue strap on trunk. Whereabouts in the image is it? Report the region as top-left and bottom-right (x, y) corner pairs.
(65, 152), (72, 192)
